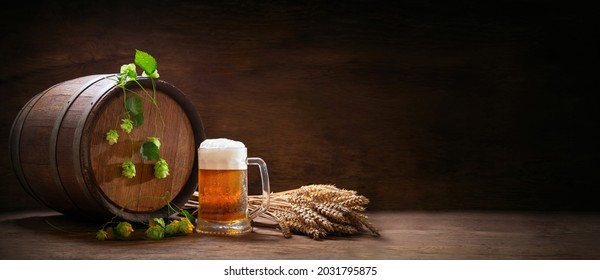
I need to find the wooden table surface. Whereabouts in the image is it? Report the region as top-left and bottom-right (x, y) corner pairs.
(1, 210), (598, 260)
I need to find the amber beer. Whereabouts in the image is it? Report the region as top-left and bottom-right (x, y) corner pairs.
(198, 169), (247, 222)
(197, 138), (270, 235)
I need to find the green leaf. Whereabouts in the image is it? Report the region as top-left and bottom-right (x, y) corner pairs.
(140, 141), (160, 161)
(152, 217), (166, 228)
(125, 95), (143, 115)
(132, 113), (144, 128)
(125, 95), (144, 127)
(135, 49), (157, 77)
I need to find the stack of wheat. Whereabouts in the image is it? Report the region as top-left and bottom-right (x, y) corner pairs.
(186, 184), (379, 239)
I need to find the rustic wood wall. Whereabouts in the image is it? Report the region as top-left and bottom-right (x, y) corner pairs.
(1, 0), (597, 212)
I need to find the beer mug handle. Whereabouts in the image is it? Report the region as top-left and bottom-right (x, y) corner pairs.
(247, 157), (270, 219)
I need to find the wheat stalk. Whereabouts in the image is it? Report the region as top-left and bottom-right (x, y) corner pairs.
(185, 184), (380, 240)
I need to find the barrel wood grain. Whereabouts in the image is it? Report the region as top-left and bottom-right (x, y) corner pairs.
(87, 85), (196, 212)
(56, 75), (117, 218)
(9, 75), (205, 222)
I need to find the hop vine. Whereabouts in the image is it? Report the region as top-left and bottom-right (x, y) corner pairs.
(105, 49), (169, 180)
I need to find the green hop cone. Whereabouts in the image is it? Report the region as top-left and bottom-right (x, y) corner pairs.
(118, 63), (137, 85)
(97, 227), (115, 240)
(178, 217), (195, 234)
(154, 158), (170, 179)
(147, 137), (161, 149)
(165, 220), (180, 236)
(122, 160), (136, 179)
(145, 225), (165, 240)
(115, 222), (134, 239)
(142, 69), (160, 79)
(120, 118), (134, 134)
(96, 229), (109, 241)
(105, 129), (119, 145)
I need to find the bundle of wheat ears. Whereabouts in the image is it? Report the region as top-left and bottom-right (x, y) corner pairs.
(185, 184), (379, 239)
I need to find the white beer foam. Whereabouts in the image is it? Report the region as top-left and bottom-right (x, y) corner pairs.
(198, 138), (247, 170)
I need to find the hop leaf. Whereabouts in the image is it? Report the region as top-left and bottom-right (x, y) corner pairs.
(145, 225), (165, 240)
(149, 217), (166, 228)
(115, 222), (134, 238)
(120, 119), (134, 134)
(105, 129), (119, 145)
(180, 209), (196, 225)
(154, 158), (170, 179)
(125, 95), (144, 127)
(178, 217), (195, 234)
(118, 63), (137, 85)
(122, 160), (136, 179)
(135, 49), (158, 78)
(140, 141), (160, 161)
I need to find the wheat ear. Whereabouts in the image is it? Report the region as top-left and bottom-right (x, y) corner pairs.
(186, 184), (380, 240)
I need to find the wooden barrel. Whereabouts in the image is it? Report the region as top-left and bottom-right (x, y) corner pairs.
(9, 74), (205, 222)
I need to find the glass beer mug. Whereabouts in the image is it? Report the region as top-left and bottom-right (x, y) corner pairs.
(196, 138), (270, 235)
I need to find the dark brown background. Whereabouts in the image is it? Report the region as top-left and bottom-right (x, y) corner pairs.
(1, 0), (598, 213)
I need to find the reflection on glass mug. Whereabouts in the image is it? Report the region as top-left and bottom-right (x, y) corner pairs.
(196, 138), (270, 235)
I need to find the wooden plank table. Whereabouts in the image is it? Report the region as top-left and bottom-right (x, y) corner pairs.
(1, 210), (598, 260)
